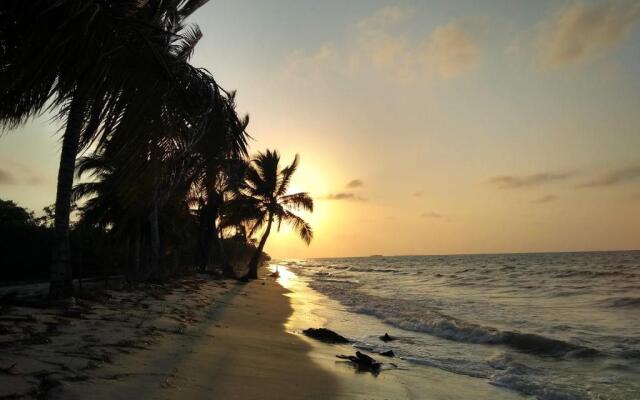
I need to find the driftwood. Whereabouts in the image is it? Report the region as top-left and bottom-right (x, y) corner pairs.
(0, 363), (17, 374)
(336, 351), (381, 374)
(0, 315), (35, 323)
(303, 328), (350, 344)
(379, 333), (395, 342)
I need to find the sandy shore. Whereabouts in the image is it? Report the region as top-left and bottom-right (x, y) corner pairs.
(0, 275), (405, 399)
(1, 273), (527, 399)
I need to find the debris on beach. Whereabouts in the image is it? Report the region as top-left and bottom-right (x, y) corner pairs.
(379, 333), (395, 342)
(302, 328), (350, 344)
(336, 351), (381, 374)
(0, 276), (227, 398)
(378, 350), (394, 357)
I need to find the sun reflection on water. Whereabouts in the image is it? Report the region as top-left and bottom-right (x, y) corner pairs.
(268, 263), (296, 289)
(268, 262), (328, 331)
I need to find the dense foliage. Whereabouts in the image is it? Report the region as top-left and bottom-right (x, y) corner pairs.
(0, 1), (309, 293)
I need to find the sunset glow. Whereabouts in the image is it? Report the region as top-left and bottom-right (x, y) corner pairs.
(2, 0), (639, 259)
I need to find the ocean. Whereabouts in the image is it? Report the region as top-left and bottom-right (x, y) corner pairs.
(273, 251), (640, 400)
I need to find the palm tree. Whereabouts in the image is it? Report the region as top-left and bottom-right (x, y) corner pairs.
(0, 0), (211, 297)
(189, 90), (250, 277)
(240, 150), (314, 280)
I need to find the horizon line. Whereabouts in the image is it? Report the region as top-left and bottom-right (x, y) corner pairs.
(275, 248), (640, 261)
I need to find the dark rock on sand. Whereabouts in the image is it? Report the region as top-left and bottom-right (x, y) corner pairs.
(379, 350), (394, 357)
(336, 351), (381, 374)
(303, 328), (350, 344)
(379, 333), (395, 342)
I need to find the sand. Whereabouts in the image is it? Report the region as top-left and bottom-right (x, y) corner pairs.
(0, 273), (527, 399)
(0, 276), (405, 399)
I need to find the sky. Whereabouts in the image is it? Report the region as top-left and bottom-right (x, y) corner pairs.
(1, 0), (640, 258)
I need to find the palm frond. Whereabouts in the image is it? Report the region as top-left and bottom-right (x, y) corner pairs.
(281, 192), (313, 212)
(283, 210), (313, 245)
(72, 182), (101, 203)
(172, 24), (202, 61)
(277, 154), (299, 196)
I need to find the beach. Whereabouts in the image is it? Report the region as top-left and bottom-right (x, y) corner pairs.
(0, 269), (530, 400)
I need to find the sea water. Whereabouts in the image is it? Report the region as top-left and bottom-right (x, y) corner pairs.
(274, 251), (640, 400)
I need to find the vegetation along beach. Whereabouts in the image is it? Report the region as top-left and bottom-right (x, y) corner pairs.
(1, 1), (639, 399)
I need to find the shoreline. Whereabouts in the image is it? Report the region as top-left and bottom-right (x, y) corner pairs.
(1, 273), (407, 399)
(1, 269), (529, 399)
(1, 275), (343, 399)
(273, 264), (529, 400)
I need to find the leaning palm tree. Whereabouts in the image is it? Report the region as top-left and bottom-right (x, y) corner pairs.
(240, 150), (314, 280)
(0, 0), (211, 298)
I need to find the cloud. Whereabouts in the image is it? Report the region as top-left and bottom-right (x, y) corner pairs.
(578, 164), (640, 187)
(530, 194), (558, 204)
(0, 168), (16, 185)
(346, 179), (364, 188)
(353, 13), (482, 81)
(0, 165), (41, 185)
(357, 5), (413, 29)
(537, 0), (640, 68)
(425, 20), (482, 78)
(321, 192), (367, 201)
(488, 172), (573, 189)
(287, 7), (482, 83)
(420, 211), (443, 218)
(285, 44), (336, 74)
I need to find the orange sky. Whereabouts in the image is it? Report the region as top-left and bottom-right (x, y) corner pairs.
(1, 1), (640, 258)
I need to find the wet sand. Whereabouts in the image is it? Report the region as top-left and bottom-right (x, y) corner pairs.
(40, 279), (346, 399)
(1, 273), (527, 399)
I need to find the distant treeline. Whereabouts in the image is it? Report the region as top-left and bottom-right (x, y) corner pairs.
(0, 198), (268, 284)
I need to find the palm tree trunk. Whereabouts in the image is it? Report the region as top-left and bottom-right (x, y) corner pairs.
(196, 202), (209, 271)
(245, 214), (273, 280)
(132, 219), (141, 281)
(210, 202), (234, 278)
(50, 96), (84, 299)
(171, 250), (180, 276)
(123, 235), (131, 281)
(149, 196), (160, 281)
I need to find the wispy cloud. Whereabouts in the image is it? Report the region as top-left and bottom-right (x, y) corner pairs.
(351, 11), (483, 81)
(285, 44), (337, 75)
(420, 211), (443, 218)
(286, 6), (483, 83)
(0, 165), (41, 185)
(426, 20), (482, 78)
(0, 168), (16, 185)
(346, 179), (364, 188)
(537, 0), (640, 68)
(488, 172), (573, 189)
(578, 164), (640, 188)
(530, 194), (558, 204)
(357, 5), (413, 29)
(321, 192), (367, 201)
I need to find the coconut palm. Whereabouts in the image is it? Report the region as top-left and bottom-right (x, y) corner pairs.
(189, 90), (250, 277)
(240, 150), (314, 280)
(0, 0), (212, 297)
